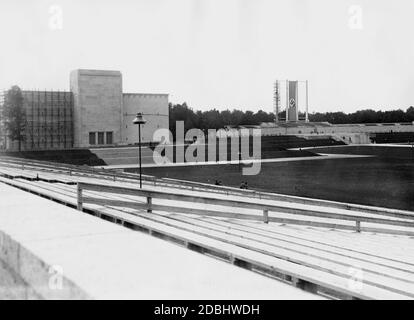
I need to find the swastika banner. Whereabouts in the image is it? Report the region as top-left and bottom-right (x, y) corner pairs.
(288, 81), (298, 121)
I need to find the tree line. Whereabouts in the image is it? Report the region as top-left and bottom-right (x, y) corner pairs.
(169, 102), (414, 134)
(0, 86), (25, 151)
(310, 108), (414, 124)
(168, 102), (275, 136)
(2, 84), (414, 152)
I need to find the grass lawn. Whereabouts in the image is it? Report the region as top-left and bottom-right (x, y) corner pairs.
(127, 146), (414, 211)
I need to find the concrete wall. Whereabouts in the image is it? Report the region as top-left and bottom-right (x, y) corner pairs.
(70, 70), (123, 148)
(122, 93), (169, 143)
(257, 122), (414, 144)
(325, 123), (414, 134)
(261, 123), (414, 138)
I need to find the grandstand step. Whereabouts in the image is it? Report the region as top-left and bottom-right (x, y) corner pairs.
(159, 213), (414, 279)
(111, 208), (414, 297)
(86, 206), (414, 299)
(233, 219), (414, 264)
(198, 217), (414, 271)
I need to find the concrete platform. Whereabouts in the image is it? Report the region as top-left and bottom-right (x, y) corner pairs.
(0, 182), (322, 300)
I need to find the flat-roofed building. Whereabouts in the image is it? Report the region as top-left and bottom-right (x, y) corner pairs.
(1, 69), (169, 151)
(70, 69), (124, 148)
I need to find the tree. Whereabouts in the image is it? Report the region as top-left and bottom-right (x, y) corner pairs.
(241, 110), (255, 125)
(168, 102), (198, 139)
(169, 102), (414, 134)
(253, 110), (275, 124)
(1, 86), (25, 151)
(406, 106), (414, 122)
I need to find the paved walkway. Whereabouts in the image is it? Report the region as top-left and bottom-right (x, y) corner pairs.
(291, 143), (414, 151)
(95, 154), (373, 170)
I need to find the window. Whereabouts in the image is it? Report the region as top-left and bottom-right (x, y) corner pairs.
(98, 132), (104, 145)
(89, 132), (96, 145)
(106, 132), (113, 145)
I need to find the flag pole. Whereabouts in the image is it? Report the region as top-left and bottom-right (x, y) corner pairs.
(305, 80), (309, 122)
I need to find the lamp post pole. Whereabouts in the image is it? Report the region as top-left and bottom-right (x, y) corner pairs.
(138, 123), (142, 188)
(238, 128), (242, 167)
(133, 113), (147, 189)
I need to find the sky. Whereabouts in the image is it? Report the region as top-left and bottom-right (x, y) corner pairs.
(0, 0), (413, 114)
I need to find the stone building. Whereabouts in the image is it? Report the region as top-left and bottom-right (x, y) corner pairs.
(1, 69), (169, 151)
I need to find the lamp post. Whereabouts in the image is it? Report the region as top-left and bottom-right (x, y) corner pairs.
(238, 128), (242, 167)
(133, 112), (147, 188)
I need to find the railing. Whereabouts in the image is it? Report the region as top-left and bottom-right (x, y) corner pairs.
(76, 182), (414, 235)
(77, 182), (270, 223)
(2, 155), (414, 223)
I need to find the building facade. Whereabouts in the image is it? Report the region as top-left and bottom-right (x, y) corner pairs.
(122, 93), (169, 144)
(259, 121), (414, 144)
(1, 69), (169, 151)
(0, 90), (74, 151)
(22, 90), (74, 150)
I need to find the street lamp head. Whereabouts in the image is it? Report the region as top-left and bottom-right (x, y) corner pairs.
(133, 112), (147, 125)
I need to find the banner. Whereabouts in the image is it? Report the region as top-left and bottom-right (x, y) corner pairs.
(288, 81), (298, 121)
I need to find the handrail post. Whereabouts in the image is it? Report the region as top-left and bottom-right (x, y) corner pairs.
(356, 220), (361, 233)
(147, 196), (152, 213)
(263, 209), (269, 224)
(77, 183), (83, 211)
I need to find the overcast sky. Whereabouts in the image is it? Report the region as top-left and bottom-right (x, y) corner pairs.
(0, 0), (413, 113)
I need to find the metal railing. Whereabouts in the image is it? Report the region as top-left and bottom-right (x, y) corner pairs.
(76, 182), (414, 236)
(2, 155), (414, 222)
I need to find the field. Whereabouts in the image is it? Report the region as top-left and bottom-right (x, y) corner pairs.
(130, 145), (414, 211)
